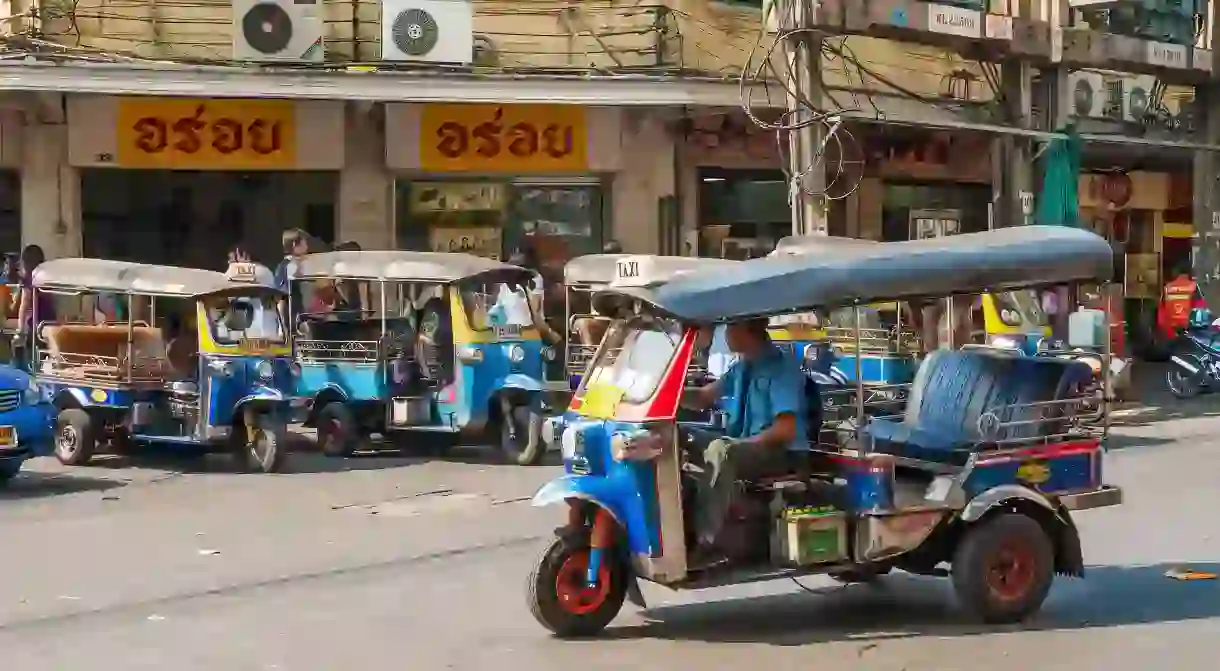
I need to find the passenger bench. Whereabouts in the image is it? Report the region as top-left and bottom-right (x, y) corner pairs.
(863, 349), (1090, 467)
(41, 324), (169, 381)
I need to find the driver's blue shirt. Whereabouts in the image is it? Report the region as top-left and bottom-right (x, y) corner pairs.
(719, 343), (809, 451)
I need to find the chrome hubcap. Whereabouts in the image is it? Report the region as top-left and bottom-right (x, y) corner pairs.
(58, 426), (78, 455)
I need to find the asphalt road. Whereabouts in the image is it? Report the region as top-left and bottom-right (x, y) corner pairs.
(0, 376), (1218, 670)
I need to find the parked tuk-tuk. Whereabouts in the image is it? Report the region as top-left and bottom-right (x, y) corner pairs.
(292, 250), (549, 464)
(32, 259), (298, 472)
(979, 290), (1052, 354)
(560, 254), (739, 392)
(527, 226), (1122, 637)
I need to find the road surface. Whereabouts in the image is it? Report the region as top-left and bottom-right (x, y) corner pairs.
(0, 385), (1217, 670)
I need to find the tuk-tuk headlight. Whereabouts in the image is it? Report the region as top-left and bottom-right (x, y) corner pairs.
(209, 360), (235, 378)
(507, 344), (525, 363)
(256, 360), (275, 381)
(457, 346), (483, 364)
(999, 308), (1021, 327)
(990, 335), (1022, 351)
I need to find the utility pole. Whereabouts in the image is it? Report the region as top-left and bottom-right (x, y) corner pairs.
(780, 0), (826, 237)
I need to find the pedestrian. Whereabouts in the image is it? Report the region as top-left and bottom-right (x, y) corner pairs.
(273, 229), (311, 324)
(14, 244), (53, 372)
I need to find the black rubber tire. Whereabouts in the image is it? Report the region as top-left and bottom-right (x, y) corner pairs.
(1167, 367), (1202, 399)
(511, 405), (544, 466)
(952, 513), (1055, 624)
(236, 415), (288, 473)
(317, 402), (358, 458)
(526, 536), (627, 638)
(0, 459), (21, 485)
(55, 408), (97, 466)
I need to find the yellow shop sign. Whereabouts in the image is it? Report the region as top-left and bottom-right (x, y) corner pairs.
(116, 98), (297, 170)
(419, 104), (587, 173)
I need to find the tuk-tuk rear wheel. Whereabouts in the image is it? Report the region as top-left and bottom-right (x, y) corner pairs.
(952, 513), (1054, 624)
(527, 536), (627, 637)
(317, 402), (357, 458)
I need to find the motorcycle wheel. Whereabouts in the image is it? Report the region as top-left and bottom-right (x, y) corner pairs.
(1167, 367), (1202, 399)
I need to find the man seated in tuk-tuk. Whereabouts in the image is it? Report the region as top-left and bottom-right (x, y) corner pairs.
(682, 318), (809, 565)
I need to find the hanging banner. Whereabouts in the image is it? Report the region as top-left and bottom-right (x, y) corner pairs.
(419, 104), (588, 173)
(115, 98), (297, 170)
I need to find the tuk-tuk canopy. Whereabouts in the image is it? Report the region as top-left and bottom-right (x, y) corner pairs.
(772, 235), (881, 256)
(594, 226), (1114, 323)
(295, 250), (533, 284)
(32, 258), (284, 298)
(564, 254), (738, 286)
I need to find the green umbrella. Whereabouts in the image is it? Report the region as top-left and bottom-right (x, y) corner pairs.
(1035, 125), (1082, 228)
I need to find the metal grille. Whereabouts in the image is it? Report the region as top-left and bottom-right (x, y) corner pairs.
(0, 390), (19, 412)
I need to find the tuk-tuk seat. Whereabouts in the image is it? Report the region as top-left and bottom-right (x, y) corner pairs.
(42, 324), (170, 381)
(863, 349), (1087, 466)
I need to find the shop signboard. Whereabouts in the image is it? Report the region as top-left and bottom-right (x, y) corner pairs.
(114, 98), (297, 170)
(419, 104), (588, 173)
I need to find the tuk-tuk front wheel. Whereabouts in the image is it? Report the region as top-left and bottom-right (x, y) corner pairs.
(317, 402), (358, 458)
(952, 513), (1055, 624)
(55, 408), (97, 466)
(527, 536), (627, 637)
(236, 415), (287, 473)
(498, 404), (544, 466)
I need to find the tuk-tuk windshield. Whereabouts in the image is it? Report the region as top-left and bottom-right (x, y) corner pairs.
(204, 294), (286, 345)
(461, 282), (540, 330)
(580, 320), (683, 404)
(994, 290), (1048, 327)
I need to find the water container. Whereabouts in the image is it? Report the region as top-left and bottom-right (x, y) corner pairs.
(1068, 309), (1105, 349)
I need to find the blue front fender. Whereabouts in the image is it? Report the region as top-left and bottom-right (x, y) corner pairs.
(532, 474), (654, 557)
(235, 386), (288, 408)
(497, 374), (543, 393)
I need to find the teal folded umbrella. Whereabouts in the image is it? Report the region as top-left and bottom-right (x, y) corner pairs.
(1035, 125), (1082, 228)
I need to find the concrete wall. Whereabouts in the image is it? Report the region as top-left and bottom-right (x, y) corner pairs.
(30, 0), (1003, 97)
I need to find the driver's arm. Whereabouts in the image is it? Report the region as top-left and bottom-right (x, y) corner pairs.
(741, 363), (804, 448)
(682, 364), (727, 411)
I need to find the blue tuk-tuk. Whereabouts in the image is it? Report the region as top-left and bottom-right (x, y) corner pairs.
(291, 250), (549, 464)
(528, 226), (1122, 637)
(32, 259), (298, 473)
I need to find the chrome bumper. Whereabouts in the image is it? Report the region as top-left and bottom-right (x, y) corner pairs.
(1059, 486), (1122, 511)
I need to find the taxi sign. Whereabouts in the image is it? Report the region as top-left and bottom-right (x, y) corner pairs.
(226, 263), (258, 283)
(613, 256), (645, 286)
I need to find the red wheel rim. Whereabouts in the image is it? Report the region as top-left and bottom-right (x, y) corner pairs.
(554, 549), (611, 615)
(987, 541), (1036, 602)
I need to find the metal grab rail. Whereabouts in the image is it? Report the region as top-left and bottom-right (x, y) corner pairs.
(976, 396), (1104, 445)
(295, 339), (381, 363)
(37, 349), (171, 384)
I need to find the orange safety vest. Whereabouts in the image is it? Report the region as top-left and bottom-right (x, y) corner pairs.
(1163, 276), (1199, 327)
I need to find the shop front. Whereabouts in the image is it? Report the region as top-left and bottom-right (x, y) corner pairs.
(66, 96), (345, 269)
(385, 103), (623, 279)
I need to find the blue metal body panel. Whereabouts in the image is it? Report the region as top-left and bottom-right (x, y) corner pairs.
(965, 449), (1100, 499)
(534, 418), (661, 557)
(297, 362), (381, 401)
(834, 354), (918, 384)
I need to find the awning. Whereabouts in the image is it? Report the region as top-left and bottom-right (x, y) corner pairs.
(0, 60), (752, 107)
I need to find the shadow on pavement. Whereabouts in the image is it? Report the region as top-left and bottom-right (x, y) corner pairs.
(603, 562), (1220, 646)
(0, 470), (124, 500)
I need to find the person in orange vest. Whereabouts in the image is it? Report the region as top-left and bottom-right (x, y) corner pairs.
(1159, 265), (1208, 339)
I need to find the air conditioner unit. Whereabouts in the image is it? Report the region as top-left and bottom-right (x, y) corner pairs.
(232, 0), (324, 63)
(381, 0), (474, 64)
(1122, 75), (1157, 124)
(1067, 70), (1105, 119)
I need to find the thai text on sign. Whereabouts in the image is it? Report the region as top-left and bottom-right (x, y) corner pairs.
(419, 104), (587, 173)
(116, 98), (297, 169)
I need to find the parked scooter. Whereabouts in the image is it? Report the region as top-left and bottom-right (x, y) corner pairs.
(1166, 308), (1220, 398)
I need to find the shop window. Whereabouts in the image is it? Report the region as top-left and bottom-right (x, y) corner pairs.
(697, 169), (790, 257)
(880, 182), (991, 241)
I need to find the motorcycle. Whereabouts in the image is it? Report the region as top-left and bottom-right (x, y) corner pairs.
(1166, 327), (1220, 398)
(1035, 338), (1127, 422)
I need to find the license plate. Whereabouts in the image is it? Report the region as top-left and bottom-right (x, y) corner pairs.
(495, 325), (522, 339)
(241, 338), (271, 350)
(0, 426), (16, 447)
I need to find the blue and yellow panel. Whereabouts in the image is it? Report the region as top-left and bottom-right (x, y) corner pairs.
(966, 440), (1102, 497)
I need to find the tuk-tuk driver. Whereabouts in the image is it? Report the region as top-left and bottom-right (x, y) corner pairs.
(683, 318), (808, 565)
